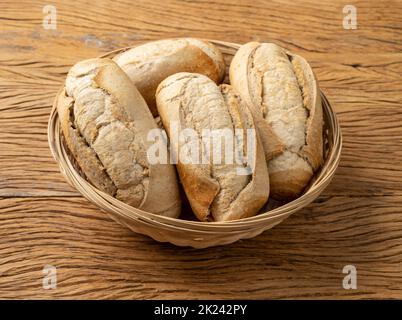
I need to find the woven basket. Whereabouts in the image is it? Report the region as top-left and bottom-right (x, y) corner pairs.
(48, 40), (342, 248)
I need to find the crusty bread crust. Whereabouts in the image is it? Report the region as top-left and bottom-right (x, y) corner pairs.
(219, 84), (270, 221)
(114, 38), (226, 116)
(230, 42), (323, 200)
(269, 167), (313, 200)
(229, 42), (284, 160)
(56, 58), (181, 217)
(56, 87), (117, 196)
(156, 73), (269, 222)
(291, 54), (324, 171)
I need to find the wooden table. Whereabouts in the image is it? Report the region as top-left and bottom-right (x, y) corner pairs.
(1, 0), (401, 299)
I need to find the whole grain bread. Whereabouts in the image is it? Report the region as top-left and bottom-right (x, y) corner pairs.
(229, 42), (323, 200)
(156, 72), (269, 222)
(55, 58), (181, 217)
(113, 38), (226, 116)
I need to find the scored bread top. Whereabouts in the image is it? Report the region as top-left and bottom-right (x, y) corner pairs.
(113, 38), (226, 116)
(156, 73), (269, 222)
(56, 58), (181, 217)
(250, 44), (307, 152)
(229, 42), (323, 199)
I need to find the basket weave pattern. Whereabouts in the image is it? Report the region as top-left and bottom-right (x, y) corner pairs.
(48, 40), (342, 248)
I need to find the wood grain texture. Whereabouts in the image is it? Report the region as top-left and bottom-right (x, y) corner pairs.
(1, 0), (402, 299)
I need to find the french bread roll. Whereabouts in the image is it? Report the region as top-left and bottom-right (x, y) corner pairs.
(156, 72), (269, 222)
(55, 58), (181, 217)
(113, 38), (226, 116)
(229, 42), (323, 200)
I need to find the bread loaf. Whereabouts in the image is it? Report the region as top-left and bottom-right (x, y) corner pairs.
(230, 42), (323, 200)
(156, 72), (269, 222)
(114, 38), (226, 116)
(55, 58), (181, 217)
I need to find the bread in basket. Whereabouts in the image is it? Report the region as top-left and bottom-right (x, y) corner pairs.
(48, 40), (342, 248)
